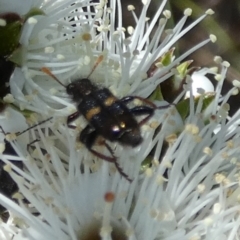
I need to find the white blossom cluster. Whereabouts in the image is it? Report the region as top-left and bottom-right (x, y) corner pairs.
(0, 0), (240, 239)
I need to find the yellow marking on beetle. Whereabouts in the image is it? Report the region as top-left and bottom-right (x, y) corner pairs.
(86, 107), (101, 120)
(104, 96), (117, 106)
(120, 122), (126, 128)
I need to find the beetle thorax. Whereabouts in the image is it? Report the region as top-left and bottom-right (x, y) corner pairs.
(66, 78), (97, 101)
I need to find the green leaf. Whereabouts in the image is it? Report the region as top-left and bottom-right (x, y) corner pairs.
(23, 7), (45, 22)
(8, 46), (26, 66)
(161, 48), (174, 66)
(147, 49), (174, 77)
(140, 157), (152, 173)
(148, 85), (164, 101)
(175, 98), (191, 120)
(0, 13), (22, 56)
(175, 94), (215, 120)
(0, 8), (45, 57)
(10, 103), (36, 118)
(0, 98), (36, 119)
(176, 60), (193, 78)
(201, 93), (215, 112)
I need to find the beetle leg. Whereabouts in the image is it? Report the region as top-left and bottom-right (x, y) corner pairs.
(122, 96), (172, 126)
(104, 141), (132, 182)
(120, 96), (157, 108)
(27, 139), (39, 153)
(121, 96), (171, 110)
(80, 125), (132, 182)
(130, 103), (171, 126)
(80, 126), (116, 162)
(130, 106), (155, 126)
(67, 111), (81, 129)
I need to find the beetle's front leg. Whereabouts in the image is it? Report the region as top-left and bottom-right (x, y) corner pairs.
(80, 125), (132, 182)
(67, 111), (81, 129)
(130, 106), (155, 126)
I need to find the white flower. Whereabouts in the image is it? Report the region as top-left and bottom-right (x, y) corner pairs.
(1, 62), (240, 239)
(9, 0), (214, 115)
(0, 0), (240, 240)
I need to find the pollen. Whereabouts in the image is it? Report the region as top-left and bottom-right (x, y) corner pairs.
(126, 228), (134, 237)
(206, 9), (214, 15)
(163, 10), (171, 19)
(226, 140), (234, 148)
(57, 54), (65, 60)
(6, 133), (17, 141)
(145, 168), (153, 177)
(127, 5), (135, 11)
(27, 17), (38, 24)
(12, 192), (24, 200)
(213, 203), (221, 214)
(210, 34), (217, 43)
(156, 175), (167, 185)
(215, 74), (222, 81)
(3, 94), (14, 103)
(165, 134), (177, 144)
(100, 226), (112, 236)
(0, 18), (6, 26)
(203, 147), (212, 156)
(82, 33), (92, 41)
(44, 46), (54, 53)
(3, 164), (11, 172)
(0, 143), (5, 153)
(197, 184), (206, 193)
(232, 88), (239, 95)
(184, 8), (192, 16)
(214, 55), (222, 64)
(185, 124), (199, 135)
(223, 61), (230, 68)
(104, 192), (115, 202)
(215, 173), (226, 184)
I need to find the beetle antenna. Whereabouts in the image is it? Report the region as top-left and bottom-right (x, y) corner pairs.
(87, 55), (104, 79)
(41, 67), (66, 88)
